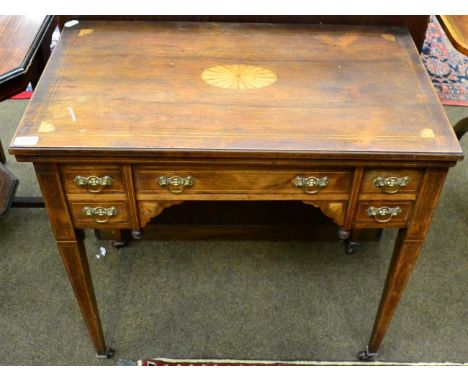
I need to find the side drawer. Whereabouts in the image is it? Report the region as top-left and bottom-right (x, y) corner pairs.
(354, 201), (414, 227)
(361, 169), (424, 196)
(134, 166), (352, 196)
(61, 165), (126, 194)
(68, 201), (131, 229)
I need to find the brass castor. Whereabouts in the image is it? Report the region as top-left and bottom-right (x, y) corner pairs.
(111, 240), (126, 249)
(338, 228), (358, 255)
(357, 346), (378, 361)
(345, 240), (359, 255)
(131, 229), (143, 240)
(96, 347), (115, 359)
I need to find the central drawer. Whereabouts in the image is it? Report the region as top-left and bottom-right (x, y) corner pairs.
(134, 166), (352, 197)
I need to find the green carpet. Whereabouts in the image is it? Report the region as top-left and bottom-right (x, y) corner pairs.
(0, 100), (466, 365)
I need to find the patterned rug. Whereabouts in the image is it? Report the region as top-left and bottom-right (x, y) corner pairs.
(421, 16), (468, 106)
(121, 358), (468, 366)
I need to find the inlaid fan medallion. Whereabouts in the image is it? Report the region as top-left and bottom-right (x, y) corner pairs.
(201, 64), (277, 90)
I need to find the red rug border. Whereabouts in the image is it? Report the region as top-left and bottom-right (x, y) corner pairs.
(10, 91), (33, 100)
(137, 358), (468, 366)
(440, 99), (468, 107)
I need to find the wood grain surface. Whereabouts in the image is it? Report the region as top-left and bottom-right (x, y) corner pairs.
(56, 16), (430, 53)
(437, 15), (468, 55)
(0, 15), (52, 81)
(10, 21), (462, 161)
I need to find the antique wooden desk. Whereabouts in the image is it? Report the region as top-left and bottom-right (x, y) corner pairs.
(10, 21), (463, 360)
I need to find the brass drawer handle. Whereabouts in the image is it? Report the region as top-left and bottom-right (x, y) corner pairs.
(158, 175), (194, 194)
(74, 175), (113, 193)
(82, 206), (118, 224)
(292, 176), (328, 194)
(366, 206), (402, 223)
(373, 176), (410, 194)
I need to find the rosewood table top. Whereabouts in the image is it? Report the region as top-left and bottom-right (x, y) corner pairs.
(10, 21), (462, 162)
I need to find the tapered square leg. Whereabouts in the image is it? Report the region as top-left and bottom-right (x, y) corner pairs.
(360, 168), (448, 360)
(57, 238), (109, 356)
(364, 230), (423, 356)
(34, 163), (112, 358)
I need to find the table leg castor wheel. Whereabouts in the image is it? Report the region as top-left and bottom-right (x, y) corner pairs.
(345, 240), (359, 255)
(131, 229), (143, 240)
(357, 346), (378, 361)
(111, 240), (126, 249)
(96, 347), (115, 359)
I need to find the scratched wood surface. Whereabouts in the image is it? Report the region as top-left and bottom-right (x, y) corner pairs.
(10, 21), (462, 161)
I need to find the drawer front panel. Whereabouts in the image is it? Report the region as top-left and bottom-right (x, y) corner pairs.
(68, 201), (131, 228)
(361, 169), (424, 196)
(354, 201), (414, 225)
(134, 167), (352, 196)
(61, 165), (126, 194)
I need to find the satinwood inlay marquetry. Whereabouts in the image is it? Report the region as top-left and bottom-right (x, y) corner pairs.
(201, 64), (277, 90)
